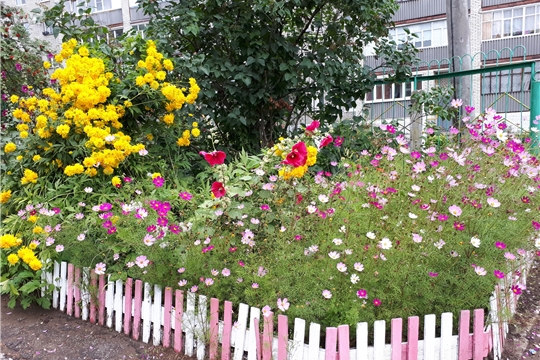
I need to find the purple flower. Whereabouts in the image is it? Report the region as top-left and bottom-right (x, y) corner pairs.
(15, 63), (22, 71)
(438, 214), (449, 222)
(453, 221), (465, 231)
(260, 204), (270, 211)
(511, 285), (522, 295)
(373, 298), (382, 307)
(153, 176), (164, 187)
(179, 191), (193, 201)
(429, 272), (438, 277)
(354, 289), (367, 300)
(334, 136), (344, 147)
(21, 85), (28, 93)
(495, 241), (506, 249)
(493, 270), (505, 279)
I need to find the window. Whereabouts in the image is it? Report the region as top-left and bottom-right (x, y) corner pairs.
(132, 23), (147, 37)
(16, 0), (26, 5)
(42, 23), (53, 36)
(389, 20), (447, 49)
(481, 67), (531, 95)
(482, 5), (540, 40)
(365, 81), (422, 102)
(67, 0), (116, 13)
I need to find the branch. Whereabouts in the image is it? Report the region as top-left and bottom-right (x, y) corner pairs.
(294, 2), (327, 46)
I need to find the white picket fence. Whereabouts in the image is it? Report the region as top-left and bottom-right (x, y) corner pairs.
(42, 253), (534, 360)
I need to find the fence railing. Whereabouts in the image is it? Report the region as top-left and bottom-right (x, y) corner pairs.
(40, 253), (534, 360)
(362, 46), (539, 140)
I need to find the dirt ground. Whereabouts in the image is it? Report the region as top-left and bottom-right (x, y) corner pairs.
(1, 258), (539, 360)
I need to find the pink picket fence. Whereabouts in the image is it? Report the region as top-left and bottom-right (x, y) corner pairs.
(42, 256), (533, 360)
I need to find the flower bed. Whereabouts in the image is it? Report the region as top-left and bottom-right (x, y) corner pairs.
(1, 39), (540, 356)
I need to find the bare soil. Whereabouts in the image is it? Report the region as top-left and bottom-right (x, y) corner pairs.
(1, 258), (539, 360)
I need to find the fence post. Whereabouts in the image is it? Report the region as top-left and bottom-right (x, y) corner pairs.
(410, 91), (423, 151)
(530, 75), (540, 153)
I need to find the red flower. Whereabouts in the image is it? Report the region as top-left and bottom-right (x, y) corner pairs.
(211, 181), (226, 198)
(282, 142), (307, 167)
(305, 120), (320, 134)
(200, 151), (226, 167)
(319, 135), (333, 149)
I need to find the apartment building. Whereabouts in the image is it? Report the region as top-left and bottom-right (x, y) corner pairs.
(363, 0), (540, 128)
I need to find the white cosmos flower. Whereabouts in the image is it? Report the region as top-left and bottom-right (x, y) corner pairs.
(379, 238), (392, 250)
(409, 213), (418, 219)
(328, 251), (340, 259)
(470, 236), (481, 248)
(350, 274), (359, 284)
(366, 232), (376, 239)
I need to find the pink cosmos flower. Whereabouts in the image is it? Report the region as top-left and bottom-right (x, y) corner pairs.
(135, 255), (150, 268)
(511, 284), (522, 295)
(262, 305), (272, 317)
(373, 298), (382, 307)
(448, 205), (462, 217)
(493, 270), (505, 279)
(95, 262), (106, 275)
(495, 242), (506, 249)
(322, 290), (332, 299)
(450, 99), (463, 108)
(277, 298), (290, 311)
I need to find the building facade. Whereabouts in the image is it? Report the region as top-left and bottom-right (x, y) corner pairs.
(362, 0), (540, 129)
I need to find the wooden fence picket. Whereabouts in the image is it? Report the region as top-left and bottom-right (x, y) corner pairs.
(40, 260), (535, 360)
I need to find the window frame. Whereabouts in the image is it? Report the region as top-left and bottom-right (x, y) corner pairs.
(482, 4), (540, 40)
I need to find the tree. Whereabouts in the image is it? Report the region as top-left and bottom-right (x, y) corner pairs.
(138, 0), (418, 152)
(0, 4), (51, 97)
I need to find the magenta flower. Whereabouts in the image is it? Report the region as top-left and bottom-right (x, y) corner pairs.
(373, 298), (382, 307)
(511, 285), (522, 295)
(15, 63), (22, 71)
(107, 226), (117, 234)
(260, 204), (270, 211)
(238, 260), (245, 267)
(532, 221), (540, 231)
(438, 214), (449, 222)
(179, 191), (193, 201)
(146, 225), (156, 233)
(99, 203), (113, 211)
(356, 289), (368, 299)
(495, 242), (506, 249)
(410, 151), (422, 159)
(493, 270), (505, 279)
(153, 176), (165, 187)
(168, 224), (181, 234)
(453, 221), (465, 231)
(102, 220), (113, 229)
(439, 153), (449, 161)
(429, 272), (438, 277)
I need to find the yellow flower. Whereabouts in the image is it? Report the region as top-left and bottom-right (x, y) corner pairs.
(33, 154), (41, 162)
(192, 122), (198, 128)
(151, 172), (161, 179)
(135, 76), (145, 87)
(182, 130), (191, 139)
(4, 142), (16, 153)
(85, 168), (98, 177)
(28, 215), (38, 223)
(306, 146), (317, 167)
(111, 176), (121, 187)
(146, 133), (154, 141)
(0, 190), (12, 204)
(177, 137), (190, 147)
(21, 169), (38, 185)
(29, 242), (37, 250)
(163, 113), (174, 125)
(43, 61), (51, 69)
(103, 166), (114, 175)
(156, 71), (166, 81)
(163, 59), (174, 71)
(10, 95), (19, 103)
(7, 254), (19, 265)
(56, 124), (70, 138)
(191, 128), (200, 137)
(0, 234), (22, 249)
(20, 131), (28, 138)
(29, 258), (42, 271)
(78, 46), (89, 57)
(123, 100), (132, 108)
(150, 81), (159, 90)
(64, 164), (84, 176)
(33, 226), (43, 234)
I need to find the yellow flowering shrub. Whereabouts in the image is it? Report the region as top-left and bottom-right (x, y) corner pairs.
(0, 190), (12, 204)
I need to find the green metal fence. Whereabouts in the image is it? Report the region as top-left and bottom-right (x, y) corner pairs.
(363, 46), (540, 146)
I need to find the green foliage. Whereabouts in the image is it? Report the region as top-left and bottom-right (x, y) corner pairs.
(133, 0), (418, 152)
